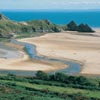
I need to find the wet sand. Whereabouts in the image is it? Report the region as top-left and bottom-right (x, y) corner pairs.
(0, 42), (66, 72)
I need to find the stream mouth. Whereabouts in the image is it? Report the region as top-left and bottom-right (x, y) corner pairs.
(10, 39), (81, 76)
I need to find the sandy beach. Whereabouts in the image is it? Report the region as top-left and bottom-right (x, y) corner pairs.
(0, 42), (66, 72)
(0, 28), (100, 75)
(18, 29), (100, 75)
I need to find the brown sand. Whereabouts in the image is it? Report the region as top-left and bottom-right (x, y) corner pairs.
(19, 29), (100, 75)
(0, 42), (66, 72)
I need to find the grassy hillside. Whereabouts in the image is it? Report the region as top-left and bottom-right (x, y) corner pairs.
(0, 14), (61, 38)
(0, 14), (94, 40)
(0, 72), (100, 100)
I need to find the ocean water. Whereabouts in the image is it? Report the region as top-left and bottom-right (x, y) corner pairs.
(1, 10), (100, 27)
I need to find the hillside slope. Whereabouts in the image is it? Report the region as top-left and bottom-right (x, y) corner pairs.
(0, 14), (94, 39)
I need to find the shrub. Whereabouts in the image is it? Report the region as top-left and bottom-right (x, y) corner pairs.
(36, 71), (49, 80)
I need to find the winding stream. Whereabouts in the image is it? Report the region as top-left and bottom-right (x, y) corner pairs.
(0, 39), (81, 76)
(11, 39), (81, 75)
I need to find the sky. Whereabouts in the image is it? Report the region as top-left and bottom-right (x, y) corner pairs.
(0, 0), (100, 10)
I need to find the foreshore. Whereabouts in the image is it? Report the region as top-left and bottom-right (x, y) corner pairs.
(0, 28), (100, 75)
(0, 42), (67, 73)
(18, 28), (100, 75)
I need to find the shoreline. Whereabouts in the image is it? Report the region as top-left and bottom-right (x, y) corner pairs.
(18, 29), (100, 75)
(0, 39), (82, 76)
(17, 37), (82, 75)
(0, 42), (67, 73)
(13, 39), (81, 74)
(0, 28), (100, 75)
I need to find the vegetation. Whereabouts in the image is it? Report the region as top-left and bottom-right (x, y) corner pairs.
(0, 14), (97, 100)
(0, 14), (94, 41)
(0, 72), (100, 100)
(0, 14), (61, 39)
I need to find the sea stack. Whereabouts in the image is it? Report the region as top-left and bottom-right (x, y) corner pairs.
(67, 21), (78, 31)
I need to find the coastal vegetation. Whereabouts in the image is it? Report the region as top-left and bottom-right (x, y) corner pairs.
(0, 72), (100, 100)
(0, 14), (94, 40)
(0, 13), (98, 100)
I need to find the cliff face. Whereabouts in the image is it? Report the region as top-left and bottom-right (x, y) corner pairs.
(78, 24), (94, 32)
(67, 21), (78, 31)
(67, 21), (94, 32)
(0, 14), (94, 39)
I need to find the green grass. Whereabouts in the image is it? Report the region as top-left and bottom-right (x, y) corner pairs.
(33, 96), (65, 100)
(0, 83), (65, 100)
(15, 32), (45, 39)
(0, 80), (100, 99)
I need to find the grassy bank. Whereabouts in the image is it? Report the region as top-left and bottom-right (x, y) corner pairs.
(0, 72), (100, 100)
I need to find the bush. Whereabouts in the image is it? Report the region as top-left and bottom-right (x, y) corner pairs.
(53, 72), (68, 82)
(36, 71), (50, 80)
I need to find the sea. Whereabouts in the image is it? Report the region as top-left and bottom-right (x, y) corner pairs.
(1, 10), (100, 27)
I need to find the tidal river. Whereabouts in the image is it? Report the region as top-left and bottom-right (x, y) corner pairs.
(13, 39), (81, 75)
(0, 39), (81, 76)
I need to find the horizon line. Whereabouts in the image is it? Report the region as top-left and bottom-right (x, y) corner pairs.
(0, 9), (100, 11)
